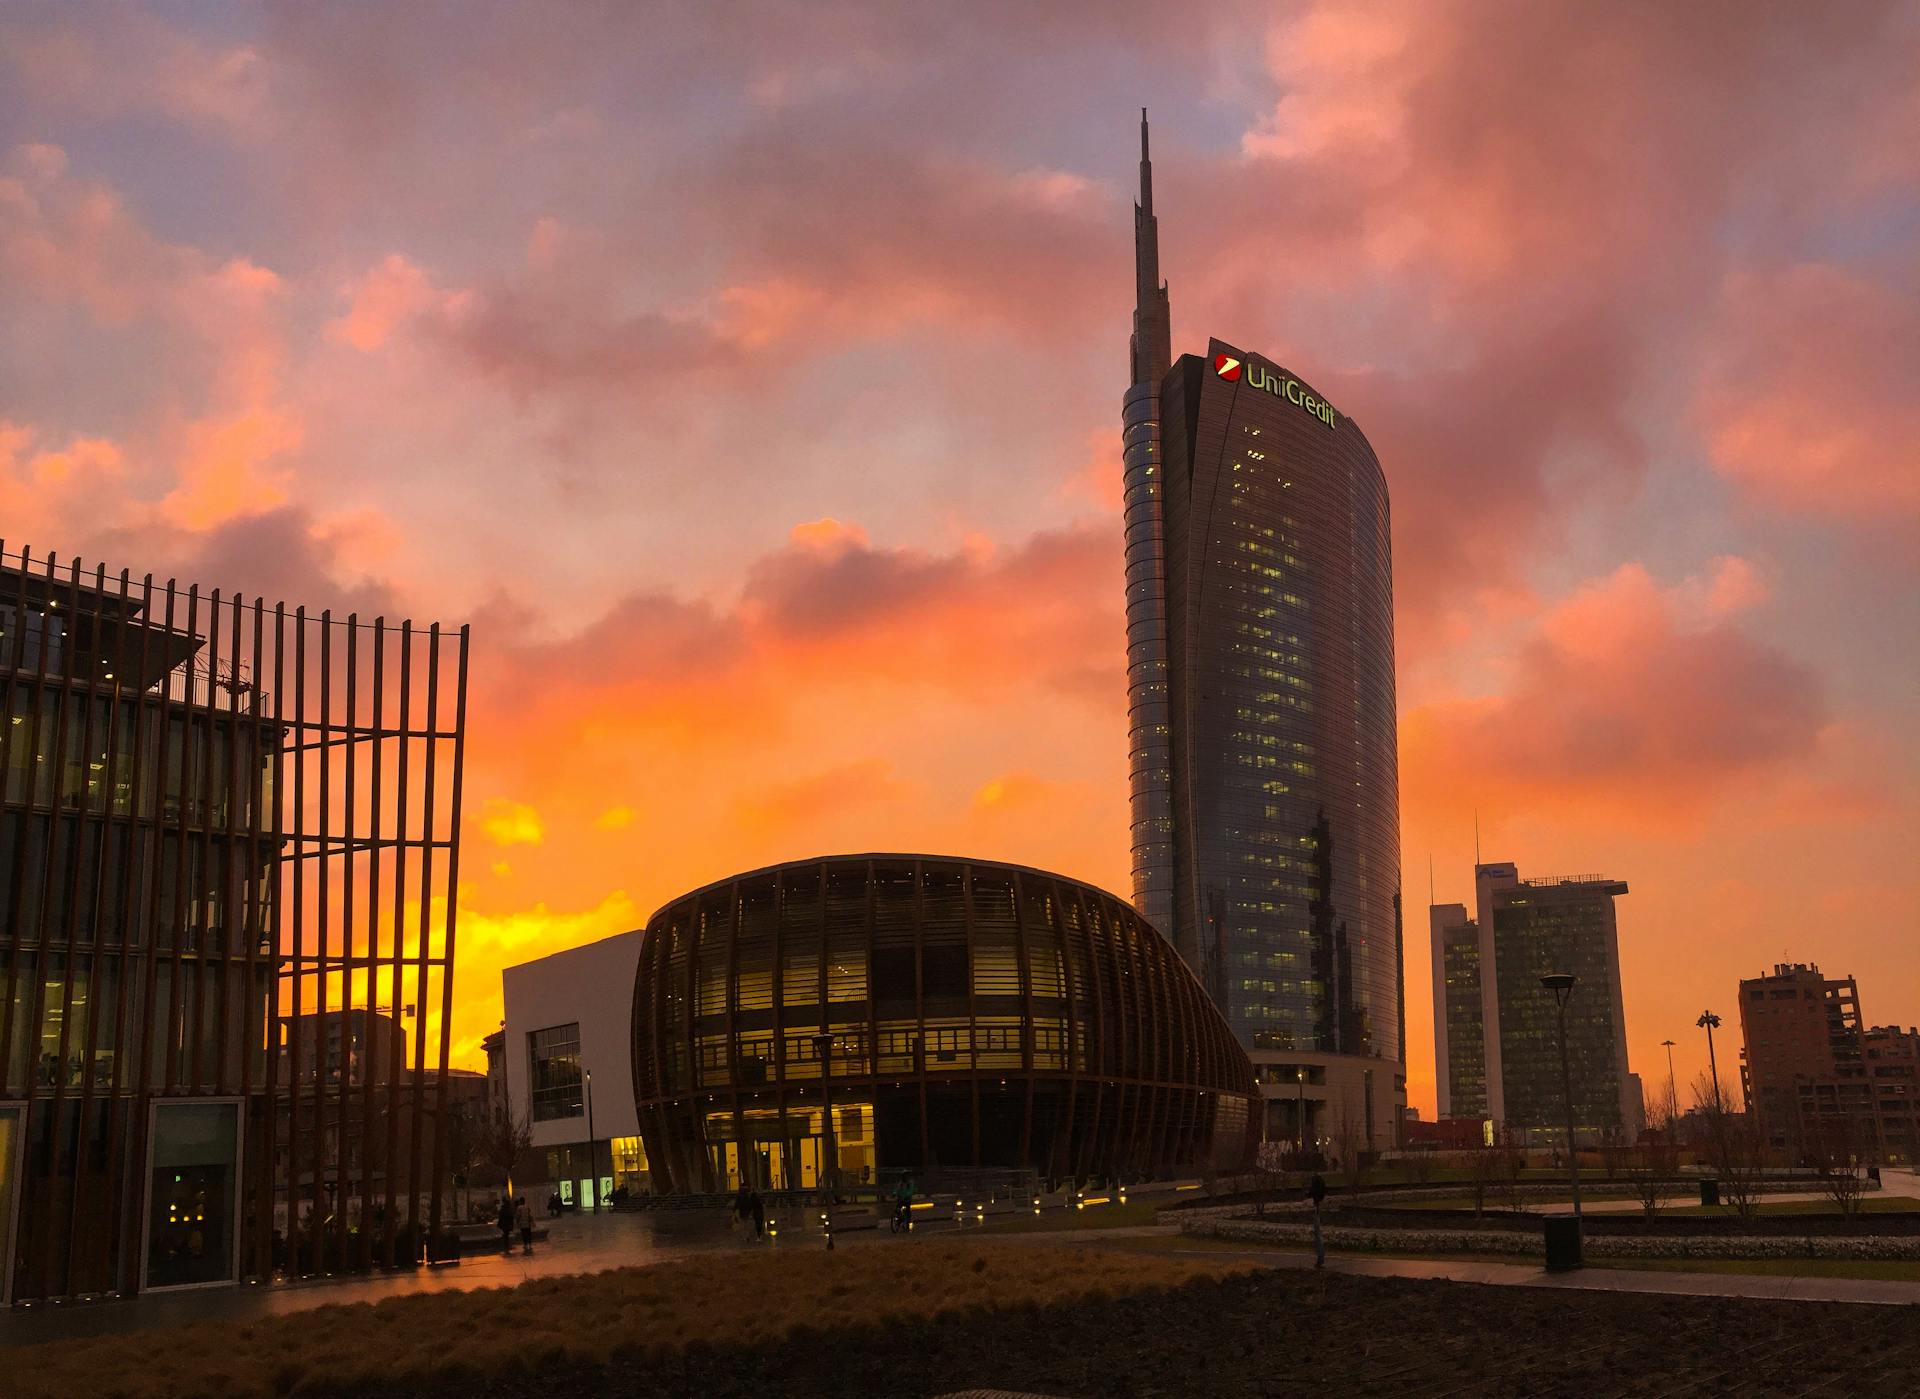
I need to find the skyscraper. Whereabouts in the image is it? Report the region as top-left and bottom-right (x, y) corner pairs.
(1431, 902), (1487, 1119)
(1431, 862), (1640, 1143)
(1123, 115), (1404, 1152)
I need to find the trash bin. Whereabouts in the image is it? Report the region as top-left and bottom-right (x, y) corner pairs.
(1868, 1166), (1882, 1186)
(1699, 1179), (1720, 1207)
(1543, 1216), (1583, 1272)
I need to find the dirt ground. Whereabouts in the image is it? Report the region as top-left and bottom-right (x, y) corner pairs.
(328, 1267), (1920, 1399)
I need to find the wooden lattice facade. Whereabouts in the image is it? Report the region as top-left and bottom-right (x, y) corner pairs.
(633, 855), (1258, 1193)
(0, 544), (468, 1302)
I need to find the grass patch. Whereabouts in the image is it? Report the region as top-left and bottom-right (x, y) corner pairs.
(977, 1199), (1161, 1233)
(12, 1242), (1249, 1399)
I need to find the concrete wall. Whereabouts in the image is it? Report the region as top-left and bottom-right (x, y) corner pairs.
(501, 930), (643, 1150)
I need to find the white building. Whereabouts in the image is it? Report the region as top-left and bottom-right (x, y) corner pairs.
(501, 930), (649, 1205)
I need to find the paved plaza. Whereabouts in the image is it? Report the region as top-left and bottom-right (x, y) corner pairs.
(5, 1171), (1915, 1349)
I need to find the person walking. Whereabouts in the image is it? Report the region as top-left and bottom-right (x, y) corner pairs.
(1308, 1171), (1328, 1268)
(748, 1186), (765, 1240)
(891, 1175), (914, 1234)
(497, 1194), (515, 1256)
(515, 1195), (534, 1255)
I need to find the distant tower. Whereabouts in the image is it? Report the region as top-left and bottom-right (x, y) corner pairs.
(1475, 862), (1637, 1141)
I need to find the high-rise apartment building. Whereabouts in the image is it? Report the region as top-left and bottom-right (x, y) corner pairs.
(1738, 962), (1920, 1165)
(1430, 862), (1639, 1144)
(1123, 115), (1403, 1153)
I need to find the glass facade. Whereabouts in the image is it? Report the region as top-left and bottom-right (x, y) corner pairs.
(1152, 342), (1401, 1066)
(1432, 905), (1488, 1118)
(1488, 880), (1632, 1138)
(528, 1023), (584, 1122)
(632, 855), (1259, 1192)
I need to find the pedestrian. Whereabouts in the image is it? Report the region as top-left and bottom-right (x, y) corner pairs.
(892, 1175), (914, 1233)
(1308, 1171), (1328, 1268)
(748, 1186), (765, 1239)
(734, 1181), (751, 1233)
(497, 1194), (515, 1255)
(515, 1195), (534, 1255)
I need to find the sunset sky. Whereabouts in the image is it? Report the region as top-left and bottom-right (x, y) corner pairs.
(2, 3), (1915, 1115)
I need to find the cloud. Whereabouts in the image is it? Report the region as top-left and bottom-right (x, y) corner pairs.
(1404, 562), (1825, 822)
(733, 758), (908, 837)
(477, 797), (545, 848)
(326, 253), (469, 352)
(1696, 263), (1920, 560)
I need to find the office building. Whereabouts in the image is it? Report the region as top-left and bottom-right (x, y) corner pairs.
(1430, 862), (1639, 1145)
(1430, 902), (1487, 1119)
(501, 931), (649, 1206)
(632, 854), (1259, 1192)
(0, 544), (469, 1303)
(1738, 962), (1920, 1165)
(1123, 114), (1404, 1152)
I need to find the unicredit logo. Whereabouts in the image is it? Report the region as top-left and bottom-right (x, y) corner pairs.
(1216, 349), (1340, 430)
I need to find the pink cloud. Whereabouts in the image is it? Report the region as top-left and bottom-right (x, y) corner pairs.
(1696, 263), (1920, 559)
(1405, 562), (1827, 822)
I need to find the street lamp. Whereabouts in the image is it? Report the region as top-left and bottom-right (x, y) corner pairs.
(1697, 1011), (1723, 1110)
(585, 1068), (599, 1211)
(1295, 1067), (1305, 1157)
(1539, 972), (1582, 1225)
(1660, 1039), (1678, 1144)
(812, 1032), (836, 1199)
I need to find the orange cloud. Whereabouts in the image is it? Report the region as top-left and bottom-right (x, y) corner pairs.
(733, 758), (908, 837)
(477, 797), (545, 848)
(1404, 562), (1826, 826)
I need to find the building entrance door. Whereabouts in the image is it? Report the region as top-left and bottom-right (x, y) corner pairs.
(142, 1100), (242, 1291)
(0, 1104), (22, 1306)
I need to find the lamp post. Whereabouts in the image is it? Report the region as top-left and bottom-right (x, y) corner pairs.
(1660, 1039), (1677, 1144)
(1295, 1067), (1305, 1157)
(1539, 973), (1582, 1225)
(584, 1068), (599, 1211)
(1697, 1011), (1723, 1110)
(813, 1032), (836, 1198)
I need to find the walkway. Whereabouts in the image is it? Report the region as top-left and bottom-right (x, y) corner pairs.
(1065, 1225), (1920, 1307)
(0, 1209), (748, 1348)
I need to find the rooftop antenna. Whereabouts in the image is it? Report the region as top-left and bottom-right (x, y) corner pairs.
(1428, 855), (1435, 907)
(1473, 809), (1481, 866)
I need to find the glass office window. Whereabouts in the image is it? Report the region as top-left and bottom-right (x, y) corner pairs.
(528, 1023), (583, 1121)
(145, 1101), (239, 1289)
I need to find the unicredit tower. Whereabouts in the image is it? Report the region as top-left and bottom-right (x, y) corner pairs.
(1123, 113), (1404, 1151)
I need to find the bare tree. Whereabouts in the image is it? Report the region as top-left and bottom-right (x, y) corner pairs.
(1495, 1127), (1529, 1213)
(1462, 1144), (1499, 1220)
(442, 1099), (486, 1222)
(1693, 1071), (1766, 1218)
(1401, 1144), (1438, 1186)
(1806, 1111), (1869, 1217)
(480, 1100), (533, 1198)
(1625, 1135), (1679, 1219)
(1625, 1095), (1681, 1218)
(1334, 1100), (1372, 1196)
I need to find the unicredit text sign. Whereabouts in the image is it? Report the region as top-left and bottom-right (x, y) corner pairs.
(1214, 352), (1337, 430)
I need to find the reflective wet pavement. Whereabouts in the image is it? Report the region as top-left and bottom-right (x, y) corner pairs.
(0, 1208), (754, 1347)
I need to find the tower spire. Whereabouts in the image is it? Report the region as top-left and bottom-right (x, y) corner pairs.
(1130, 109), (1172, 387)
